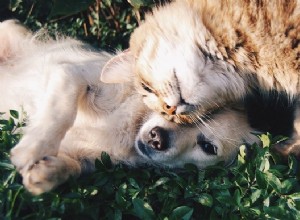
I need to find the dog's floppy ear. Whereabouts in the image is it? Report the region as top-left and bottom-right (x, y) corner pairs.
(100, 49), (134, 83)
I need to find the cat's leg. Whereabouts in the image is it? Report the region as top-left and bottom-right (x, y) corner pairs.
(10, 65), (87, 173)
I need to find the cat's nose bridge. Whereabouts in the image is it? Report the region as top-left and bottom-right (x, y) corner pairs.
(163, 103), (177, 115)
(161, 96), (192, 115)
(161, 96), (180, 115)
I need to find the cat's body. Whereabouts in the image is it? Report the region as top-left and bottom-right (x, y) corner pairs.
(102, 0), (299, 125)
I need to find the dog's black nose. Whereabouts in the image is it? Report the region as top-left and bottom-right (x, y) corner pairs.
(148, 126), (169, 151)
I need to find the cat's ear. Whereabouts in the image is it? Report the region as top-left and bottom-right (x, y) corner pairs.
(100, 50), (134, 83)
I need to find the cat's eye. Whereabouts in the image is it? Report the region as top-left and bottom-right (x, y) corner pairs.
(141, 82), (153, 93)
(197, 135), (218, 155)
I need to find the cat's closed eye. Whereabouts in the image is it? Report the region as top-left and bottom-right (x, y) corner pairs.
(141, 82), (153, 93)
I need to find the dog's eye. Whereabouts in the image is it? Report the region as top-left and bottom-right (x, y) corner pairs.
(200, 141), (217, 155)
(141, 83), (153, 93)
(197, 135), (217, 155)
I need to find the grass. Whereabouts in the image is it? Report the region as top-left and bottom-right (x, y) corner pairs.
(1, 112), (300, 219)
(1, 1), (300, 219)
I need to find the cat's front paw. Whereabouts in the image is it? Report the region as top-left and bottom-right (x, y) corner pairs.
(21, 156), (71, 195)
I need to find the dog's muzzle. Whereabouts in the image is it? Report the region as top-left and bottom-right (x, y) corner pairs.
(136, 126), (171, 159)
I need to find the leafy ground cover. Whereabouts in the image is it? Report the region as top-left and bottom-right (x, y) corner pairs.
(0, 0), (141, 49)
(1, 112), (300, 219)
(1, 1), (300, 219)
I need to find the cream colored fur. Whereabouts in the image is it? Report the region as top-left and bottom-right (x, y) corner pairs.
(101, 0), (300, 157)
(101, 0), (299, 125)
(1, 20), (257, 195)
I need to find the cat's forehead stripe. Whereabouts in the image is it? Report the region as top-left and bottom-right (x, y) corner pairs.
(136, 71), (153, 88)
(139, 35), (160, 66)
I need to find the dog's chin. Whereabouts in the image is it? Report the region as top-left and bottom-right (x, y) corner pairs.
(135, 140), (154, 159)
(135, 140), (163, 160)
(134, 139), (173, 163)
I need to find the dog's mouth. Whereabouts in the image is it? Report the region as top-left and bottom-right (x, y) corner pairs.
(135, 126), (172, 159)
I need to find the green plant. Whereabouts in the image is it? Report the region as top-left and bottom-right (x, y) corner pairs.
(1, 112), (299, 219)
(1, 0), (142, 49)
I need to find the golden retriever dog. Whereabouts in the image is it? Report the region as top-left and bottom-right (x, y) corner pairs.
(0, 20), (257, 195)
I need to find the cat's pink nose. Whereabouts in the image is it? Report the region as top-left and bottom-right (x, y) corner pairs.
(163, 103), (177, 115)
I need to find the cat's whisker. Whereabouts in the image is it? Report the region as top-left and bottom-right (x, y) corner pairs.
(196, 114), (235, 143)
(222, 136), (242, 146)
(202, 115), (244, 145)
(191, 112), (206, 128)
(201, 114), (222, 128)
(195, 115), (216, 135)
(203, 99), (220, 112)
(193, 116), (205, 132)
(188, 114), (202, 130)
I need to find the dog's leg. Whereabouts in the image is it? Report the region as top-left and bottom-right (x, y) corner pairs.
(21, 153), (82, 195)
(10, 65), (87, 173)
(21, 142), (99, 195)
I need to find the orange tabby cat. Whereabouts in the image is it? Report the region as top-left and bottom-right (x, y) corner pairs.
(102, 0), (299, 125)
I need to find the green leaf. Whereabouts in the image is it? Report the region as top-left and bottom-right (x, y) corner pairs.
(259, 133), (271, 148)
(265, 172), (282, 193)
(8, 0), (22, 11)
(115, 190), (127, 207)
(114, 209), (122, 220)
(234, 189), (241, 206)
(216, 195), (235, 206)
(263, 205), (286, 219)
(255, 170), (267, 189)
(288, 155), (298, 175)
(151, 177), (170, 189)
(9, 110), (19, 119)
(194, 193), (213, 207)
(127, 0), (154, 8)
(289, 192), (300, 201)
(286, 198), (300, 218)
(0, 162), (15, 170)
(262, 158), (270, 172)
(238, 144), (247, 164)
(262, 197), (270, 210)
(281, 178), (296, 194)
(170, 206), (193, 220)
(250, 189), (262, 204)
(132, 198), (155, 220)
(128, 178), (140, 189)
(49, 0), (94, 17)
(100, 152), (112, 168)
(249, 207), (261, 216)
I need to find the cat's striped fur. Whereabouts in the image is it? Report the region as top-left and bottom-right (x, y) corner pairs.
(102, 0), (299, 125)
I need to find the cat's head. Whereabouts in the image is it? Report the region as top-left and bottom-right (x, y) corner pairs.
(101, 1), (246, 124)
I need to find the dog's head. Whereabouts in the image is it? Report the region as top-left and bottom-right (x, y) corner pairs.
(135, 109), (257, 169)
